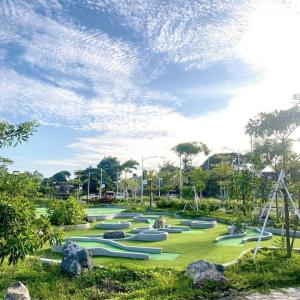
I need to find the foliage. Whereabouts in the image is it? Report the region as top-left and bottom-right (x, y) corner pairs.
(52, 170), (71, 183)
(0, 120), (38, 148)
(229, 169), (259, 214)
(226, 249), (300, 292)
(0, 169), (40, 198)
(156, 198), (185, 210)
(97, 156), (121, 182)
(157, 161), (179, 193)
(0, 196), (61, 265)
(246, 102), (300, 257)
(47, 197), (87, 226)
(0, 259), (233, 300)
(189, 167), (208, 195)
(172, 142), (210, 169)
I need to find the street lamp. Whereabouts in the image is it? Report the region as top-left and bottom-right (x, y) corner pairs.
(223, 147), (243, 171)
(141, 156), (158, 203)
(87, 165), (92, 202)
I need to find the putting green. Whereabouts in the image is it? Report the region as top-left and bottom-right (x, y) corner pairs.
(69, 240), (180, 261)
(35, 207), (125, 217)
(85, 207), (125, 216)
(216, 230), (261, 247)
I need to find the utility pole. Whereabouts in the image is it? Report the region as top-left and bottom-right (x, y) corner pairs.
(116, 169), (119, 195)
(100, 168), (103, 198)
(87, 165), (91, 203)
(179, 154), (182, 200)
(140, 155), (158, 203)
(149, 178), (153, 208)
(141, 156), (144, 203)
(158, 177), (161, 197)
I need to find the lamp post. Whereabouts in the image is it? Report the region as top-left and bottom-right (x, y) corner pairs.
(87, 165), (91, 202)
(149, 178), (153, 208)
(224, 147), (242, 171)
(140, 156), (158, 203)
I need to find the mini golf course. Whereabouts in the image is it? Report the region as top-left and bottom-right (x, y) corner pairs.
(52, 238), (180, 261)
(215, 229), (264, 246)
(37, 208), (300, 268)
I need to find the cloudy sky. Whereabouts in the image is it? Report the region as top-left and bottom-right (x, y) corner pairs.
(1, 0), (300, 176)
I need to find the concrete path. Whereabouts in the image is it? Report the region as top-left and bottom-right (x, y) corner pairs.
(234, 288), (300, 299)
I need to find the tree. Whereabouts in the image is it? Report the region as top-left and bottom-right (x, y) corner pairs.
(47, 197), (87, 226)
(0, 170), (40, 198)
(97, 156), (121, 183)
(52, 170), (71, 183)
(172, 142), (210, 170)
(211, 162), (233, 199)
(246, 102), (300, 257)
(0, 196), (61, 265)
(189, 167), (208, 199)
(121, 160), (139, 199)
(158, 162), (179, 194)
(172, 142), (210, 198)
(0, 120), (38, 148)
(229, 169), (259, 216)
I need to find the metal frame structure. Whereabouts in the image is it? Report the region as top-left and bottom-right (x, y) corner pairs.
(253, 169), (300, 259)
(182, 185), (200, 212)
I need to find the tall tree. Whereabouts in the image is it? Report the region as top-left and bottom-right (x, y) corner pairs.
(97, 156), (121, 183)
(121, 159), (139, 199)
(52, 170), (71, 183)
(246, 102), (300, 257)
(172, 142), (210, 198)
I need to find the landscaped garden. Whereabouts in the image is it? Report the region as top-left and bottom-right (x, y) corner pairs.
(1, 102), (300, 299)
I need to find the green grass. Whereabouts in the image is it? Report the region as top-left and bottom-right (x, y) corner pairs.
(2, 249), (300, 299)
(37, 215), (300, 268)
(226, 249), (300, 292)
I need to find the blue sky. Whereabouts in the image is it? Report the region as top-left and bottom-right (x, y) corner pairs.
(1, 0), (300, 176)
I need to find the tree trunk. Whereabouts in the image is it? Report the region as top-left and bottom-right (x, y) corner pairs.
(282, 143), (292, 258)
(275, 191), (279, 222)
(283, 189), (292, 257)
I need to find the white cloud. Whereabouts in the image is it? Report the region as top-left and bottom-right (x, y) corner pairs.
(1, 0), (300, 176)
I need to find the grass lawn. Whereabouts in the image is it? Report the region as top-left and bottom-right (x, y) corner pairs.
(37, 215), (300, 269)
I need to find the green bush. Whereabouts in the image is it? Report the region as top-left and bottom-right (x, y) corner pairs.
(47, 197), (87, 226)
(0, 259), (232, 299)
(156, 198), (185, 210)
(0, 196), (61, 265)
(226, 249), (300, 291)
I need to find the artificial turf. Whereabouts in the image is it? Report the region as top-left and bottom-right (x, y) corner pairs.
(37, 214), (300, 269)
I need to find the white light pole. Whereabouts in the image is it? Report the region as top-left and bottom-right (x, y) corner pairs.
(87, 165), (91, 202)
(99, 168), (103, 198)
(141, 156), (158, 203)
(224, 147), (241, 171)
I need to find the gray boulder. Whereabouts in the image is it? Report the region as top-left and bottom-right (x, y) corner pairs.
(153, 216), (166, 229)
(4, 281), (30, 300)
(61, 242), (93, 277)
(185, 260), (226, 288)
(103, 231), (125, 239)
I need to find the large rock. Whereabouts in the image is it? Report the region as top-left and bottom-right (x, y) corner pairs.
(185, 260), (227, 288)
(153, 216), (166, 229)
(103, 231), (125, 239)
(4, 281), (30, 300)
(61, 242), (93, 277)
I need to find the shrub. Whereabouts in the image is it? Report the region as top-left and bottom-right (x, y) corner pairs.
(156, 198), (185, 210)
(47, 196), (87, 226)
(0, 196), (61, 265)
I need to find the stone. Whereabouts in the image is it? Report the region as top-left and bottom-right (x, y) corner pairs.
(193, 269), (228, 288)
(153, 216), (166, 229)
(61, 242), (93, 277)
(4, 281), (30, 300)
(185, 260), (227, 288)
(103, 231), (126, 239)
